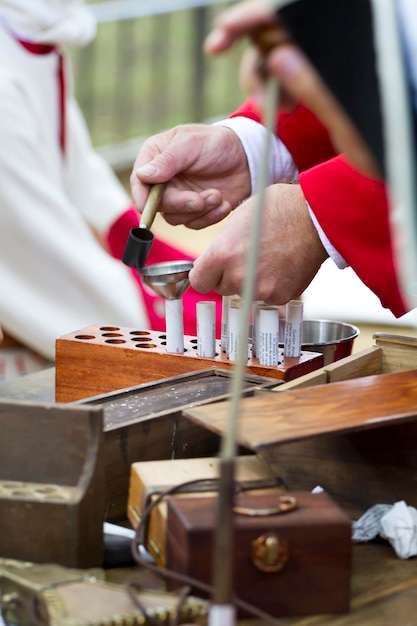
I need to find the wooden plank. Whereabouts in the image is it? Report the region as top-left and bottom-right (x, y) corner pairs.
(326, 346), (382, 382)
(271, 368), (328, 391)
(184, 369), (417, 449)
(273, 346), (382, 392)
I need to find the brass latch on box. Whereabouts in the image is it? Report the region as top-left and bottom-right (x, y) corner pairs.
(252, 533), (289, 573)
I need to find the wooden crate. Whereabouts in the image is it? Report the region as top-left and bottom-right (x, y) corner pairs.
(55, 324), (323, 402)
(127, 455), (284, 567)
(184, 334), (417, 517)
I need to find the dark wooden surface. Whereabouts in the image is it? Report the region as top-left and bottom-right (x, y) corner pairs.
(105, 541), (417, 626)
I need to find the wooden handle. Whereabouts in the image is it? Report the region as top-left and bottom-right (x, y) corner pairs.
(140, 183), (166, 229)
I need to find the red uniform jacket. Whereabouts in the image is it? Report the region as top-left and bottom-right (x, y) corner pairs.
(231, 99), (408, 318)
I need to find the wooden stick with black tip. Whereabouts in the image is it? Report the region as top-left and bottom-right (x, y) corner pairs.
(122, 183), (166, 270)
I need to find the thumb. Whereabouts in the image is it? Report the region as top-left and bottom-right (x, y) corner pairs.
(135, 151), (179, 184)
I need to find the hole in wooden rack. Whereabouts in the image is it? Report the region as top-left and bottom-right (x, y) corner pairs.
(100, 326), (120, 331)
(158, 335), (166, 340)
(135, 343), (157, 349)
(102, 333), (123, 337)
(74, 335), (96, 340)
(130, 336), (153, 342)
(129, 330), (150, 336)
(104, 339), (126, 344)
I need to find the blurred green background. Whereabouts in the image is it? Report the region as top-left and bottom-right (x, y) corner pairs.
(71, 1), (247, 170)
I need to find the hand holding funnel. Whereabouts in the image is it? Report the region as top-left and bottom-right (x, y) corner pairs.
(122, 183), (166, 270)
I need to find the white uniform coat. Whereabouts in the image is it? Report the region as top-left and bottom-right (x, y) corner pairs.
(0, 2), (148, 364)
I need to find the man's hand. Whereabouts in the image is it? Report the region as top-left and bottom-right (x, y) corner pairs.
(190, 183), (328, 301)
(130, 124), (252, 230)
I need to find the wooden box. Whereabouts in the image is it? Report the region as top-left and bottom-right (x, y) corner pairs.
(127, 455), (284, 567)
(166, 491), (352, 617)
(76, 368), (277, 521)
(55, 324), (323, 402)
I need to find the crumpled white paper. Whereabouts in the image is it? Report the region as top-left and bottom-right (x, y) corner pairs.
(352, 500), (417, 559)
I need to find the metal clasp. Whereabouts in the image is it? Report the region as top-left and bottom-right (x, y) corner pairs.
(252, 533), (289, 573)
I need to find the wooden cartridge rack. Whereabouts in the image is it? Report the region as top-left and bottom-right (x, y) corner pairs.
(55, 323), (323, 402)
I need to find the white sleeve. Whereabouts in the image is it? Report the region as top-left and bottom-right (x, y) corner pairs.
(213, 116), (299, 193)
(215, 117), (348, 268)
(0, 79), (147, 360)
(308, 207), (348, 268)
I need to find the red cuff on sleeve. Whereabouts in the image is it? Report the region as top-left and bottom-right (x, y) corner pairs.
(300, 156), (408, 317)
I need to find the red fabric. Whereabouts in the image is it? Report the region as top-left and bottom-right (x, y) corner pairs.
(231, 98), (408, 317)
(231, 99), (336, 172)
(106, 208), (223, 337)
(14, 39), (55, 54)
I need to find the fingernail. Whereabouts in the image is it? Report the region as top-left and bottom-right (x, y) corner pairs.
(136, 163), (158, 177)
(205, 194), (220, 209)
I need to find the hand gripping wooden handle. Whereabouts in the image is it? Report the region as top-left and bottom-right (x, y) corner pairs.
(139, 183), (167, 229)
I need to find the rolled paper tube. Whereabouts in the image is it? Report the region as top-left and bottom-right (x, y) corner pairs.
(165, 298), (184, 353)
(197, 301), (216, 357)
(227, 297), (242, 362)
(208, 604), (236, 626)
(284, 299), (304, 357)
(258, 305), (280, 366)
(221, 295), (230, 353)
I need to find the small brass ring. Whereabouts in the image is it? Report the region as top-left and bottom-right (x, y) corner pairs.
(233, 494), (297, 517)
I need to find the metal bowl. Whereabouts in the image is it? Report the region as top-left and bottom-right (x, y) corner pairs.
(279, 318), (359, 365)
(300, 319), (360, 365)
